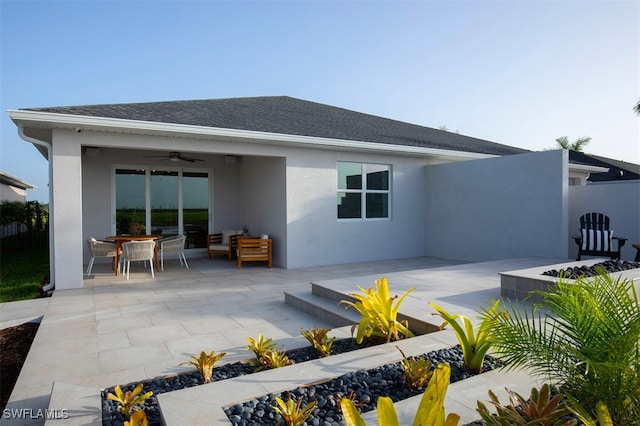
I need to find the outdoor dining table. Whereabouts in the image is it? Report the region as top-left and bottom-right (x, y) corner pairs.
(105, 235), (162, 276)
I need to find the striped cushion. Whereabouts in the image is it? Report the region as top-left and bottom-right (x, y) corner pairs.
(581, 229), (613, 252)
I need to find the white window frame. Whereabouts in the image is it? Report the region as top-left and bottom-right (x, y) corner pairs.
(337, 161), (391, 221)
(111, 164), (213, 238)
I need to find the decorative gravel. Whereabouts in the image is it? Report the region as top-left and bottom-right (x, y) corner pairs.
(101, 340), (498, 426)
(541, 259), (640, 279)
(223, 345), (500, 426)
(102, 339), (375, 426)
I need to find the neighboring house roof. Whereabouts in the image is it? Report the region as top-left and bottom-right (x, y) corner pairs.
(0, 170), (35, 190)
(21, 96), (529, 157)
(569, 151), (640, 182)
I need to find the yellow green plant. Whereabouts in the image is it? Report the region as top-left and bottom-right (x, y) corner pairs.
(335, 391), (367, 413)
(247, 333), (276, 360)
(566, 398), (613, 426)
(476, 383), (575, 425)
(178, 350), (227, 383)
(397, 346), (433, 389)
(257, 347), (293, 370)
(339, 277), (415, 344)
(124, 409), (148, 426)
(106, 383), (153, 416)
(273, 394), (318, 426)
(340, 363), (459, 426)
(429, 300), (498, 373)
(301, 327), (336, 357)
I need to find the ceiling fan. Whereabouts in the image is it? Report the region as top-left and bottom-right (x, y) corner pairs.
(143, 151), (204, 163)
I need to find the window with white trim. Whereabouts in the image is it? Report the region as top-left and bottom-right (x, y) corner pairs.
(337, 162), (390, 219)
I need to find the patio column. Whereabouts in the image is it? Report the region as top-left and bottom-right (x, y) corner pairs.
(51, 130), (84, 290)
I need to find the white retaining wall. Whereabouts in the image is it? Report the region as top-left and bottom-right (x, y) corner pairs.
(424, 150), (569, 262)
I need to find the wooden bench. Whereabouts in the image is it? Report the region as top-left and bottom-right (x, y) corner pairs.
(236, 237), (272, 268)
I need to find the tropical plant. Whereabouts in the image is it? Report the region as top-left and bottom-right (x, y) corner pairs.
(246, 333), (276, 361)
(339, 277), (415, 344)
(476, 383), (576, 425)
(335, 390), (367, 413)
(272, 394), (318, 426)
(480, 272), (640, 425)
(429, 300), (499, 373)
(301, 327), (336, 357)
(257, 347), (293, 370)
(567, 399), (614, 426)
(554, 136), (591, 152)
(397, 346), (433, 389)
(340, 363), (460, 426)
(124, 409), (148, 426)
(247, 333), (293, 370)
(178, 350), (227, 383)
(106, 383), (153, 416)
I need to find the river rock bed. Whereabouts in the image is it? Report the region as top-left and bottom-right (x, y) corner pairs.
(223, 345), (501, 426)
(102, 340), (498, 426)
(541, 260), (640, 279)
(102, 338), (377, 426)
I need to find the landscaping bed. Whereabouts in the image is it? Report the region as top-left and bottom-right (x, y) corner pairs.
(101, 340), (499, 426)
(102, 338), (377, 425)
(223, 345), (500, 426)
(0, 322), (39, 411)
(542, 259), (640, 278)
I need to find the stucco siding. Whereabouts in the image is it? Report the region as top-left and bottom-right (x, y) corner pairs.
(424, 150), (569, 262)
(0, 183), (28, 202)
(285, 148), (429, 268)
(53, 130), (85, 289)
(239, 156), (287, 266)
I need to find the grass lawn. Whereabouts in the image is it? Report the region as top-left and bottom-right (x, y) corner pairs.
(0, 248), (49, 302)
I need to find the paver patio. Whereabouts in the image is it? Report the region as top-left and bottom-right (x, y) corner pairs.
(0, 255), (565, 425)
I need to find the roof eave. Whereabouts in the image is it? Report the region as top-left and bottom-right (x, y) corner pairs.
(0, 170), (36, 190)
(568, 163), (609, 174)
(7, 109), (496, 161)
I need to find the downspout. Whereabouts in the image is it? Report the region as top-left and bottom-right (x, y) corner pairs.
(17, 127), (55, 292)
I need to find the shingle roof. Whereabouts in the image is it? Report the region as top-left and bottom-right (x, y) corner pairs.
(24, 96), (528, 156)
(569, 150), (640, 182)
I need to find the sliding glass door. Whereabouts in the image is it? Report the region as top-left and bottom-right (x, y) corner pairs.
(150, 170), (179, 236)
(114, 167), (210, 249)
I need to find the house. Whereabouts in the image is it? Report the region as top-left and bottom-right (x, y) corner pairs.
(568, 150), (640, 184)
(0, 170), (35, 202)
(7, 96), (637, 291)
(0, 170), (36, 238)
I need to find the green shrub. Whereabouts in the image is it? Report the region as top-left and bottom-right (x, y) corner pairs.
(480, 271), (640, 424)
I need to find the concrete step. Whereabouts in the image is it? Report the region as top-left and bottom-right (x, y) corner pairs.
(283, 289), (360, 328)
(285, 282), (440, 336)
(310, 280), (353, 302)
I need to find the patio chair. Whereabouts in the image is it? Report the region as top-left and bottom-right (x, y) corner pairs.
(207, 229), (243, 260)
(121, 240), (156, 280)
(86, 237), (118, 275)
(160, 235), (189, 271)
(236, 234), (272, 268)
(573, 212), (627, 261)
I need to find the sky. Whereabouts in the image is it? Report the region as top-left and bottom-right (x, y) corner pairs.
(1, 0), (638, 203)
